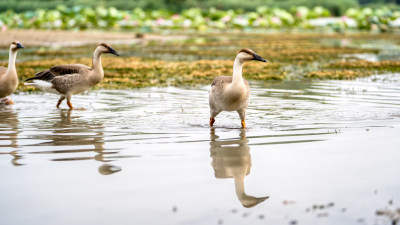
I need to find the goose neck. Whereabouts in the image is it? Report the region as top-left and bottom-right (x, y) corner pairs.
(7, 48), (17, 73)
(232, 57), (244, 85)
(92, 48), (103, 72)
(234, 174), (246, 200)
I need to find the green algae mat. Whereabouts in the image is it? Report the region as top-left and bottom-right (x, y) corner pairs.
(1, 32), (400, 91)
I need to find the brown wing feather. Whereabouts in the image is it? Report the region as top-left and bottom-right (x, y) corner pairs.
(0, 66), (7, 75)
(211, 76), (232, 87)
(52, 73), (86, 94)
(50, 64), (90, 76)
(211, 76), (249, 87)
(25, 64), (91, 82)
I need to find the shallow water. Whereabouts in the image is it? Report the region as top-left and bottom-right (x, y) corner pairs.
(1, 74), (400, 225)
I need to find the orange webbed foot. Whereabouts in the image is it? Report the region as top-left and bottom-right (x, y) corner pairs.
(1, 97), (14, 105)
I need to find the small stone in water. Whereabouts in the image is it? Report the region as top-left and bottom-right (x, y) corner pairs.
(172, 206), (177, 213)
(283, 200), (296, 205)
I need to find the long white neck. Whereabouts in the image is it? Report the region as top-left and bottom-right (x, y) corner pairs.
(89, 48), (105, 85)
(234, 175), (267, 208)
(231, 57), (244, 86)
(92, 48), (103, 72)
(234, 174), (246, 199)
(7, 48), (17, 73)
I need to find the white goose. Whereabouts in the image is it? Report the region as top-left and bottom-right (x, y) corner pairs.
(0, 41), (24, 105)
(209, 48), (267, 128)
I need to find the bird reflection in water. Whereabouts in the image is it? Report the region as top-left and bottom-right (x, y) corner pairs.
(47, 109), (121, 175)
(0, 108), (24, 166)
(210, 128), (269, 208)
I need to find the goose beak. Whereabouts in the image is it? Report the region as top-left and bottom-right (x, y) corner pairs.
(252, 53), (267, 62)
(16, 43), (24, 49)
(108, 47), (120, 56)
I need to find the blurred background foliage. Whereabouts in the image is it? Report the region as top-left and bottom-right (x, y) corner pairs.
(1, 0), (399, 15)
(0, 0), (400, 32)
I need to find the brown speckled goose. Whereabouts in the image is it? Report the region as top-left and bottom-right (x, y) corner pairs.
(209, 48), (267, 128)
(24, 43), (119, 109)
(0, 41), (24, 105)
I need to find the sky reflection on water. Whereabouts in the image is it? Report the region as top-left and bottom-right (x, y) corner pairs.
(1, 75), (400, 225)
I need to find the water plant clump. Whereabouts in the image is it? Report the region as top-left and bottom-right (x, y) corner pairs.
(1, 32), (398, 92)
(1, 5), (400, 32)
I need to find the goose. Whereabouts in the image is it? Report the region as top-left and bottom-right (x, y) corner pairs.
(0, 41), (24, 105)
(209, 48), (267, 128)
(24, 43), (119, 109)
(210, 128), (269, 208)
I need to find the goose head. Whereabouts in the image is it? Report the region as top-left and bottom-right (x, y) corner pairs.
(237, 48), (267, 63)
(98, 43), (120, 56)
(10, 41), (24, 51)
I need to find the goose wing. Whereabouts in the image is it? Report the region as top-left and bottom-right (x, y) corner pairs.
(25, 64), (90, 82)
(0, 66), (7, 76)
(50, 64), (91, 76)
(211, 76), (232, 87)
(51, 72), (88, 94)
(211, 76), (249, 87)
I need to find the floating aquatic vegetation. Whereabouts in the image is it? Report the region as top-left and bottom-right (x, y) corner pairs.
(1, 32), (398, 91)
(306, 70), (373, 79)
(0, 6), (399, 32)
(327, 60), (400, 71)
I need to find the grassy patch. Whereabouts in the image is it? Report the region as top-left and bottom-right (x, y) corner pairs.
(1, 32), (398, 91)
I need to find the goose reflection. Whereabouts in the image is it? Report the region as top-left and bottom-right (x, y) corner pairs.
(0, 109), (24, 166)
(210, 128), (268, 208)
(36, 109), (120, 175)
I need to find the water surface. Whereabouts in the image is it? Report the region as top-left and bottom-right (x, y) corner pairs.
(1, 74), (400, 225)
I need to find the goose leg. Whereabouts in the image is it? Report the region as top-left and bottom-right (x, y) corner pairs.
(1, 97), (14, 105)
(210, 117), (215, 126)
(237, 109), (246, 128)
(210, 110), (220, 127)
(66, 95), (73, 110)
(6, 98), (14, 105)
(56, 96), (66, 108)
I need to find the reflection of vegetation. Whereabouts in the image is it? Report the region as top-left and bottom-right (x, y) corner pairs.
(1, 33), (398, 91)
(0, 5), (399, 31)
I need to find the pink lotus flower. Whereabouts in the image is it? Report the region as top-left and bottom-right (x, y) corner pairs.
(1, 25), (7, 32)
(124, 15), (131, 21)
(271, 16), (281, 25)
(222, 15), (231, 23)
(156, 18), (164, 25)
(171, 14), (180, 20)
